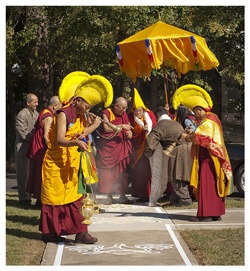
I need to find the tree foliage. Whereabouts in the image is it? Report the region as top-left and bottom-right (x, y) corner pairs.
(6, 6), (244, 121)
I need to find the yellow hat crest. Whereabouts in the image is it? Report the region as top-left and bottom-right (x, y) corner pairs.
(172, 84), (213, 111)
(75, 75), (113, 108)
(58, 71), (90, 104)
(132, 88), (149, 111)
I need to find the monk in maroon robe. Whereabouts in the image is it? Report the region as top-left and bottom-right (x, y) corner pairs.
(128, 88), (157, 202)
(96, 97), (133, 204)
(39, 73), (113, 243)
(26, 96), (62, 206)
(178, 85), (233, 222)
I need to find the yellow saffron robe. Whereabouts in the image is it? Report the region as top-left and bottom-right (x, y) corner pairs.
(41, 106), (97, 205)
(190, 112), (233, 197)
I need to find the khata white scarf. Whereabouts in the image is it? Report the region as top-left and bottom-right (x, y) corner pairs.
(134, 111), (153, 133)
(158, 114), (171, 122)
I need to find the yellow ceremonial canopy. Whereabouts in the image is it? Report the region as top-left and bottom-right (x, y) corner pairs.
(116, 20), (219, 82)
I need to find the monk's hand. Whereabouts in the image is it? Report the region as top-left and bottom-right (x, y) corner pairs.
(143, 124), (148, 131)
(181, 132), (188, 140)
(125, 130), (133, 139)
(122, 124), (134, 131)
(77, 139), (89, 152)
(165, 103), (170, 111)
(182, 131), (195, 142)
(74, 133), (85, 140)
(92, 116), (102, 127)
(185, 126), (193, 134)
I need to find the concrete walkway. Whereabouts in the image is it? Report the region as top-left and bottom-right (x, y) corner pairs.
(41, 195), (244, 267)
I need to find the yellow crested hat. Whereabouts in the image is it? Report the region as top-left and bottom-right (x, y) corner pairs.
(75, 75), (113, 108)
(132, 88), (149, 111)
(58, 71), (90, 104)
(172, 84), (213, 111)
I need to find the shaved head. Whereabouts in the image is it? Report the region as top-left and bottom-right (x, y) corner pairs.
(115, 97), (127, 107)
(113, 97), (128, 115)
(49, 95), (61, 106)
(49, 95), (62, 112)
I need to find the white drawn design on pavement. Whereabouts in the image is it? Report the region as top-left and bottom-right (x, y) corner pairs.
(91, 216), (165, 224)
(65, 243), (174, 255)
(98, 204), (148, 211)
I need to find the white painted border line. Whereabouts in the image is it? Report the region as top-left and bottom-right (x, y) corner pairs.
(166, 209), (244, 213)
(155, 207), (165, 213)
(53, 241), (65, 266)
(165, 224), (192, 266)
(175, 223), (244, 226)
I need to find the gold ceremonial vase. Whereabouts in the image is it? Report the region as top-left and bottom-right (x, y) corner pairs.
(80, 193), (99, 225)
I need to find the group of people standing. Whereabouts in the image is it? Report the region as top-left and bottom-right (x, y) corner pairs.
(95, 86), (199, 208)
(14, 73), (234, 243)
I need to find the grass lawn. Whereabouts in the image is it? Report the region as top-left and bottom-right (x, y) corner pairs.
(162, 193), (245, 265)
(180, 228), (244, 265)
(6, 192), (46, 265)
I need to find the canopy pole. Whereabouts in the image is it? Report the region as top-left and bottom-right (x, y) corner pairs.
(162, 66), (169, 105)
(158, 12), (162, 21)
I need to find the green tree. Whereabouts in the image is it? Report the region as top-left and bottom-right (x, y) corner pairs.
(6, 6), (244, 143)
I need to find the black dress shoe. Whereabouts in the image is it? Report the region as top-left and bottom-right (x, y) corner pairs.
(19, 200), (31, 208)
(35, 199), (42, 207)
(41, 234), (65, 243)
(189, 216), (200, 222)
(212, 216), (222, 221)
(189, 216), (213, 222)
(117, 195), (131, 204)
(200, 217), (213, 222)
(98, 208), (106, 213)
(32, 200), (42, 209)
(172, 201), (192, 207)
(136, 197), (149, 203)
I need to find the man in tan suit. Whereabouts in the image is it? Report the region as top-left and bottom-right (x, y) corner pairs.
(15, 93), (39, 206)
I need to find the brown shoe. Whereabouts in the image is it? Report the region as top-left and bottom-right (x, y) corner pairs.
(75, 232), (98, 244)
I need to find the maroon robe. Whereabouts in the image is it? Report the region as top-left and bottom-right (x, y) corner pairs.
(39, 104), (87, 235)
(96, 108), (132, 194)
(26, 107), (54, 199)
(39, 196), (86, 236)
(197, 147), (225, 217)
(128, 110), (157, 200)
